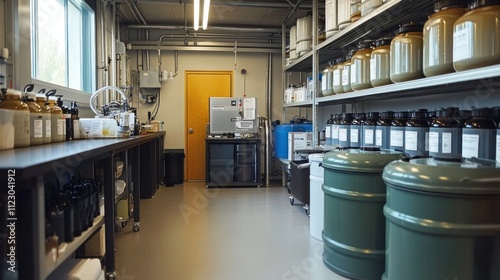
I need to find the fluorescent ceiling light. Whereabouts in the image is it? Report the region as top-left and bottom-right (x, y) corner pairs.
(202, 0), (210, 30)
(194, 0), (200, 31)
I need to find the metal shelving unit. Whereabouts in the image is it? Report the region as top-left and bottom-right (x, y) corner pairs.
(281, 0), (500, 146)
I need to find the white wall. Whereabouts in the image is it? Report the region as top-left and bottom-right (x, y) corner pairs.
(128, 50), (286, 149)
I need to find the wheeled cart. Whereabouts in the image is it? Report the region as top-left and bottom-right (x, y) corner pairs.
(289, 159), (310, 216)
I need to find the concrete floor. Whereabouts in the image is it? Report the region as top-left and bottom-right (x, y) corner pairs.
(114, 181), (348, 280)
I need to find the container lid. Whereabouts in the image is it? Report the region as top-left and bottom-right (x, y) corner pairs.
(357, 40), (374, 50)
(410, 109), (427, 119)
(366, 112), (381, 119)
(394, 111), (410, 119)
(380, 111), (395, 119)
(48, 96), (57, 102)
(374, 37), (393, 47)
(355, 112), (366, 120)
(36, 94), (47, 101)
(469, 0), (499, 9)
(342, 112), (354, 120)
(383, 158), (500, 195)
(323, 147), (404, 173)
(434, 0), (467, 11)
(5, 89), (22, 98)
(471, 107), (493, 118)
(26, 92), (38, 101)
(435, 107), (459, 118)
(308, 153), (325, 163)
(492, 107), (500, 118)
(459, 110), (471, 119)
(398, 22), (423, 34)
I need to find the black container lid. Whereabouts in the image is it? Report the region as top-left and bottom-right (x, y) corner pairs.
(355, 112), (366, 119)
(375, 37), (393, 47)
(380, 111), (395, 118)
(410, 109), (428, 119)
(427, 111), (436, 118)
(398, 22), (423, 34)
(335, 57), (346, 64)
(366, 112), (381, 119)
(342, 113), (354, 119)
(459, 109), (471, 119)
(394, 111), (410, 119)
(357, 40), (374, 50)
(434, 0), (467, 11)
(469, 0), (499, 10)
(471, 107), (493, 118)
(335, 113), (343, 119)
(491, 106), (500, 118)
(436, 107), (460, 118)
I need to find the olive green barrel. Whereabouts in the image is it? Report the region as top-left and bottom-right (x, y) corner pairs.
(382, 158), (500, 280)
(322, 148), (403, 280)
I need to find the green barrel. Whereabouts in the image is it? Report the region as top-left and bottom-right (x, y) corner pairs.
(322, 148), (403, 280)
(382, 158), (500, 280)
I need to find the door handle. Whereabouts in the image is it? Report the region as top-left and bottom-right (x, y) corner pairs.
(189, 128), (194, 134)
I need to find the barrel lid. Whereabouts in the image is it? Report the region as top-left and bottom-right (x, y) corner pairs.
(383, 158), (500, 194)
(434, 0), (467, 11)
(398, 22), (423, 34)
(410, 109), (427, 119)
(375, 37), (393, 47)
(323, 148), (403, 173)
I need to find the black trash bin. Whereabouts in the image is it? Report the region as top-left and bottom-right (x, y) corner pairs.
(164, 149), (184, 186)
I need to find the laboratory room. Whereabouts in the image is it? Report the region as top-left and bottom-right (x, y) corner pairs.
(1, 0), (500, 279)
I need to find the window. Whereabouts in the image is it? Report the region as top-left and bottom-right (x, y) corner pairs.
(31, 0), (95, 93)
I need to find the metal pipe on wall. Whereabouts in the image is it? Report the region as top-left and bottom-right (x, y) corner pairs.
(265, 52), (272, 187)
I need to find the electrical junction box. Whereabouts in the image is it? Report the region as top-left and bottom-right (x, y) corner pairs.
(139, 70), (161, 88)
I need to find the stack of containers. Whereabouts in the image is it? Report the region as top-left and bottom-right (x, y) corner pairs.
(325, 0), (339, 38)
(290, 26), (298, 61)
(297, 14), (313, 56)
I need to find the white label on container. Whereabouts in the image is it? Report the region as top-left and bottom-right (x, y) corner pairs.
(462, 134), (479, 159)
(442, 132), (452, 154)
(429, 132), (439, 153)
(342, 68), (350, 86)
(350, 63), (357, 85)
(375, 129), (382, 146)
(339, 128), (348, 142)
(332, 125), (339, 139)
(453, 22), (473, 62)
(351, 128), (359, 143)
(390, 130), (404, 147)
(34, 119), (43, 138)
(425, 132), (429, 151)
(370, 58), (376, 81)
(325, 126), (332, 139)
(365, 129), (374, 144)
(333, 71), (341, 87)
(46, 120), (52, 136)
(405, 131), (418, 151)
(496, 135), (500, 162)
(57, 119), (65, 136)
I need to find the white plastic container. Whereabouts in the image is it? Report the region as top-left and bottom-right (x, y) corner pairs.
(290, 25), (298, 60)
(79, 118), (118, 138)
(297, 15), (313, 54)
(338, 0), (352, 29)
(326, 0), (339, 37)
(309, 153), (325, 241)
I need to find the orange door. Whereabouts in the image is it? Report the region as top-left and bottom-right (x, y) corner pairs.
(186, 71), (232, 180)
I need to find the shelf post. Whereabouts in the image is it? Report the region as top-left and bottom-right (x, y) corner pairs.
(312, 0), (319, 147)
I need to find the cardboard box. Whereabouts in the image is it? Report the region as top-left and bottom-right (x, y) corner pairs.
(84, 225), (106, 257)
(288, 132), (313, 161)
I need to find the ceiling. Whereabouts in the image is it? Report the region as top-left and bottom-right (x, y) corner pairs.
(117, 0), (315, 43)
